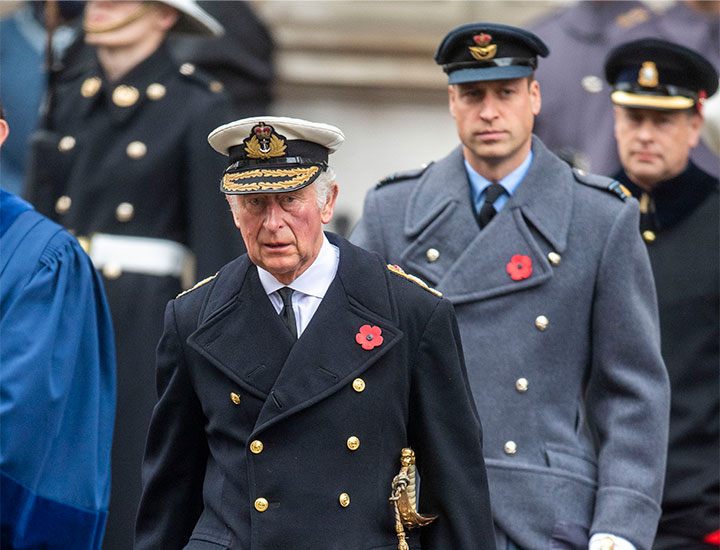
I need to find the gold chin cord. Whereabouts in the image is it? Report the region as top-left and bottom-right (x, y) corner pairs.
(389, 448), (437, 550)
(83, 2), (157, 35)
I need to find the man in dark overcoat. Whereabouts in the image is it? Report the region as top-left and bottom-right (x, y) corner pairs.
(351, 23), (670, 550)
(135, 116), (497, 550)
(22, 2), (248, 548)
(606, 39), (719, 550)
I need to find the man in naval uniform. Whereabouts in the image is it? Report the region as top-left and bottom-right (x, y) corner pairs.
(351, 23), (670, 550)
(606, 39), (719, 550)
(23, 2), (246, 548)
(134, 116), (496, 550)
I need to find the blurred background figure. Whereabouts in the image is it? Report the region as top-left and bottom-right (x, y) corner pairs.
(531, 0), (720, 177)
(606, 38), (719, 550)
(0, 1), (85, 196)
(0, 101), (116, 550)
(19, 0), (272, 547)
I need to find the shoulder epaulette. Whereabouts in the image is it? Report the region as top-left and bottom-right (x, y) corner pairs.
(377, 162), (433, 188)
(573, 168), (629, 201)
(386, 264), (442, 297)
(178, 62), (225, 94)
(176, 274), (217, 299)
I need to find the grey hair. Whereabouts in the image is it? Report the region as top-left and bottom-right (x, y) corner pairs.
(313, 166), (337, 208)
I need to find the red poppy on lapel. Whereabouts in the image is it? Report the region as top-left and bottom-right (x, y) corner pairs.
(356, 325), (383, 350)
(506, 254), (532, 281)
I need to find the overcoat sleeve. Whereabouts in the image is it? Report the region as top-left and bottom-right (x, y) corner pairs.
(586, 200), (670, 545)
(0, 223), (116, 550)
(409, 298), (496, 550)
(135, 299), (209, 550)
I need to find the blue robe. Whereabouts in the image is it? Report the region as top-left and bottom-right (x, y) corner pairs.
(0, 189), (116, 549)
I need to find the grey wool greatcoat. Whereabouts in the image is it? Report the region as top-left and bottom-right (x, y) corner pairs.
(351, 137), (670, 550)
(135, 233), (496, 550)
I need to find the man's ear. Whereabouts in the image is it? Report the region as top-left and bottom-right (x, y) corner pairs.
(320, 183), (338, 225)
(0, 119), (9, 149)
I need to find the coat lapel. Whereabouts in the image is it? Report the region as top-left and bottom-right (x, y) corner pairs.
(253, 235), (403, 433)
(399, 139), (573, 305)
(187, 261), (295, 400)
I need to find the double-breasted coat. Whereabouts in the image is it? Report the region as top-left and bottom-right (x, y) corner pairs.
(24, 43), (246, 550)
(135, 233), (496, 550)
(351, 137), (670, 550)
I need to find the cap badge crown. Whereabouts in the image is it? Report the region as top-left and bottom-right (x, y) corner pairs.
(638, 61), (659, 88)
(243, 123), (287, 159)
(469, 34), (497, 60)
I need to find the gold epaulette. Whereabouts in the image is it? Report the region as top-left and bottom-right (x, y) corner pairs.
(386, 264), (442, 297)
(176, 274), (216, 298)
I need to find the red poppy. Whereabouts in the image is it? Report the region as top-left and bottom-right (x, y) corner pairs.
(703, 530), (720, 545)
(356, 325), (383, 350)
(506, 254), (532, 281)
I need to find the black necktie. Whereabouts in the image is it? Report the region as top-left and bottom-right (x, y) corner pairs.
(478, 183), (505, 228)
(277, 287), (297, 339)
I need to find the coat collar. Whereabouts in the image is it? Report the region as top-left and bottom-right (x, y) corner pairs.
(401, 136), (573, 304)
(79, 42), (176, 124)
(187, 234), (404, 433)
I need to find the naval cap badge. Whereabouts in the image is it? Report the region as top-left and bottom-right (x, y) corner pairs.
(243, 122), (287, 159)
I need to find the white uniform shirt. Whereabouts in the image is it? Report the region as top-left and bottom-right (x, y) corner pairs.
(257, 235), (340, 337)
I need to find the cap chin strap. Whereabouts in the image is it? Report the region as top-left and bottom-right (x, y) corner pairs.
(83, 2), (157, 34)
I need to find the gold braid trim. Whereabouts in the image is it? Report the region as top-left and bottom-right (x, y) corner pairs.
(222, 167), (319, 192)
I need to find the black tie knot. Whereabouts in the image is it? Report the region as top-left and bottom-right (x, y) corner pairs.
(478, 183), (505, 228)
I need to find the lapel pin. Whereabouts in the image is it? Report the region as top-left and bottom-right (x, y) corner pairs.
(356, 325), (383, 350)
(506, 254), (532, 281)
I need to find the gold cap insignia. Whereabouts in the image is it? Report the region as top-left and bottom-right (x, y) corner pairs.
(112, 85), (139, 107)
(638, 61), (659, 88)
(81, 77), (102, 98)
(243, 123), (287, 159)
(469, 33), (497, 61)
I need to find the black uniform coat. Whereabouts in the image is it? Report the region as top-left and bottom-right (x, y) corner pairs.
(24, 43), (246, 550)
(615, 163), (720, 548)
(135, 233), (496, 550)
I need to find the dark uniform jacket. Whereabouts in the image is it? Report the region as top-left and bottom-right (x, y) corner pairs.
(135, 233), (496, 550)
(615, 163), (720, 547)
(24, 43), (245, 550)
(351, 137), (670, 550)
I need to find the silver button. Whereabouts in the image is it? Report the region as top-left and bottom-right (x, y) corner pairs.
(126, 141), (147, 159)
(548, 252), (561, 265)
(58, 136), (76, 152)
(425, 248), (440, 263)
(535, 315), (549, 331)
(55, 195), (72, 214)
(115, 202), (135, 222)
(504, 441), (517, 455)
(515, 378), (528, 392)
(179, 62), (196, 75)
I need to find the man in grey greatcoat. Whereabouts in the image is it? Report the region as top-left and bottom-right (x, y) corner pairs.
(351, 22), (670, 550)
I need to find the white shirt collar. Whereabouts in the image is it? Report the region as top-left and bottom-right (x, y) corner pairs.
(257, 234), (339, 299)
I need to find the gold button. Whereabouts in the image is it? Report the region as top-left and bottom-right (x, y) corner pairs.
(180, 62), (196, 75)
(642, 230), (656, 243)
(425, 248), (440, 263)
(112, 84), (139, 107)
(126, 141), (147, 159)
(58, 136), (76, 152)
(352, 378), (365, 392)
(547, 252), (561, 265)
(599, 536), (615, 550)
(504, 441), (517, 455)
(146, 83), (166, 100)
(515, 378), (528, 392)
(55, 195), (72, 214)
(209, 80), (224, 93)
(81, 76), (102, 98)
(346, 436), (360, 451)
(535, 315), (549, 331)
(230, 392), (241, 405)
(250, 440), (263, 454)
(115, 202), (135, 222)
(338, 493), (350, 507)
(254, 498), (268, 512)
(102, 262), (123, 280)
